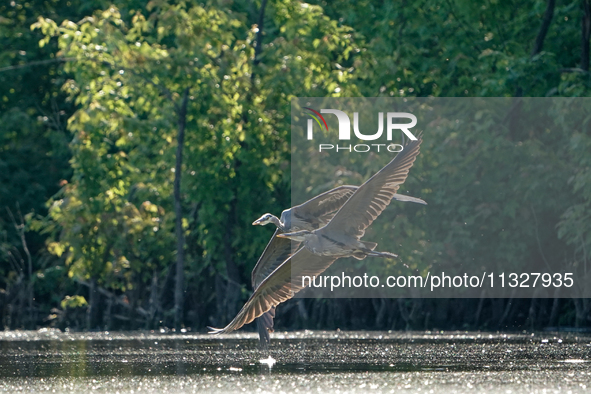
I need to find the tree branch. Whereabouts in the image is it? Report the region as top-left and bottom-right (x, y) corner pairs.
(0, 57), (77, 73)
(560, 67), (591, 74)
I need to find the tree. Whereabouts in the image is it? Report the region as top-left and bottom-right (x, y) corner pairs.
(34, 0), (359, 328)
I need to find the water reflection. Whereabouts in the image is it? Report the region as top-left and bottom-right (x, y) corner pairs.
(0, 330), (590, 393)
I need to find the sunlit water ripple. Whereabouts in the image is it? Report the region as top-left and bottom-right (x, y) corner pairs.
(0, 329), (589, 393)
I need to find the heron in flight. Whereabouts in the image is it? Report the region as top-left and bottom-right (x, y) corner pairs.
(249, 185), (358, 346)
(209, 135), (423, 339)
(249, 186), (426, 346)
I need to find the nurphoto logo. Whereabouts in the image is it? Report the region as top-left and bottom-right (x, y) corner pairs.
(304, 107), (418, 153)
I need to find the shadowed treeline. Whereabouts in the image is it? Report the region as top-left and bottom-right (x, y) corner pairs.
(1, 0), (590, 332)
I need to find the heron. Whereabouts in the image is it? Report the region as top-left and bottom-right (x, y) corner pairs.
(250, 185), (358, 347)
(209, 135), (423, 338)
(249, 186), (426, 346)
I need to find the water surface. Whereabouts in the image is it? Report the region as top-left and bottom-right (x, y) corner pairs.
(0, 329), (589, 393)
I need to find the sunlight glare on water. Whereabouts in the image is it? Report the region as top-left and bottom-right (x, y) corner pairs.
(0, 330), (590, 393)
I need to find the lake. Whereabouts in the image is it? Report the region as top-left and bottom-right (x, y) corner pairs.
(0, 329), (589, 393)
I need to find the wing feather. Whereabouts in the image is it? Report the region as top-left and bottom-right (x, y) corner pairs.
(251, 229), (297, 288)
(209, 248), (337, 335)
(249, 187), (357, 339)
(291, 185), (358, 222)
(250, 230), (297, 342)
(237, 174), (424, 339)
(320, 136), (423, 239)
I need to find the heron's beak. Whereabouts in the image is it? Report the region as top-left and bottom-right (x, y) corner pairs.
(252, 218), (264, 226)
(277, 231), (308, 242)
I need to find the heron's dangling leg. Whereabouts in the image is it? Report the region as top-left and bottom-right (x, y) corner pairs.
(367, 250), (398, 258)
(256, 306), (275, 349)
(257, 319), (270, 349)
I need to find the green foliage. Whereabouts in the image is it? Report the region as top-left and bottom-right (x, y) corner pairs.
(26, 0), (359, 325)
(1, 0), (590, 329)
(60, 294), (87, 309)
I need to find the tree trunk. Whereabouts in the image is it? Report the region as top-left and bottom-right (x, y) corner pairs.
(174, 88), (190, 330)
(574, 298), (583, 327)
(149, 270), (160, 329)
(7, 206), (34, 328)
(573, 298), (591, 327)
(104, 294), (112, 331)
(517, 0), (555, 96)
(398, 298), (411, 330)
(582, 0), (591, 71)
(527, 296), (537, 330)
(222, 198), (242, 322)
(251, 0), (268, 83)
(532, 0), (556, 56)
(548, 287), (561, 328)
(86, 277), (98, 330)
(498, 289), (517, 329)
(374, 298), (387, 327)
(474, 291), (486, 327)
(214, 272), (225, 326)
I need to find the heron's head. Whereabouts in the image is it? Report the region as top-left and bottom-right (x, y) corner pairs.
(252, 213), (276, 226)
(276, 230), (312, 242)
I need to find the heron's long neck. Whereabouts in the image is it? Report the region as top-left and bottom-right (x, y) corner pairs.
(269, 215), (284, 228)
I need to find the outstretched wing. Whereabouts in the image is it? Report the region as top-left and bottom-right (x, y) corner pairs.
(250, 230), (298, 343)
(321, 136), (423, 239)
(251, 229), (298, 288)
(291, 185), (358, 225)
(208, 248), (337, 335)
(244, 184), (425, 340)
(249, 186), (356, 340)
